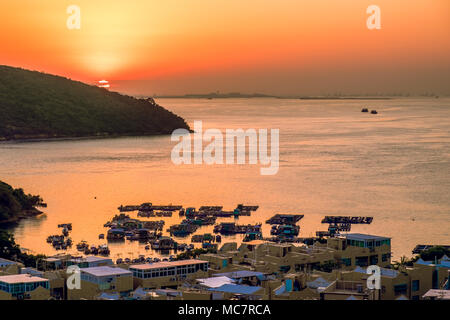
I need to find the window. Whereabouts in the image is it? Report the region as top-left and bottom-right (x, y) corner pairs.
(382, 253), (390, 262)
(370, 255), (378, 265)
(412, 280), (420, 292)
(341, 258), (352, 266)
(99, 282), (110, 290)
(356, 256), (369, 267)
(394, 284), (407, 296)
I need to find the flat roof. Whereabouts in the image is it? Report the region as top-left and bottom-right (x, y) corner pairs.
(214, 271), (264, 279)
(422, 289), (450, 300)
(130, 259), (208, 270)
(197, 276), (234, 288)
(70, 256), (112, 263)
(209, 284), (263, 295)
(81, 266), (132, 277)
(344, 233), (390, 241)
(44, 257), (62, 262)
(354, 266), (399, 278)
(0, 274), (48, 284)
(0, 258), (17, 266)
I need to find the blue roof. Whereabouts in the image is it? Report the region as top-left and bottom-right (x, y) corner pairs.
(416, 258), (450, 268)
(345, 233), (390, 241)
(0, 258), (17, 267)
(214, 271), (263, 279)
(354, 266), (399, 278)
(209, 284), (262, 295)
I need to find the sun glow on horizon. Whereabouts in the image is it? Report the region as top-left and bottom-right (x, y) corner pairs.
(1, 0), (449, 95)
(97, 80), (110, 88)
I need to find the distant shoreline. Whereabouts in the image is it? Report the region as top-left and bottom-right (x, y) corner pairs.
(0, 132), (179, 143)
(153, 94), (395, 100)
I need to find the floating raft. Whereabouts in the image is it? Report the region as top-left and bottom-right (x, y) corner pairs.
(321, 216), (373, 224)
(118, 205), (140, 212)
(199, 206), (223, 212)
(270, 224), (300, 236)
(148, 205), (182, 211)
(191, 233), (215, 243)
(266, 214), (304, 225)
(119, 203), (182, 212)
(213, 222), (262, 235)
(236, 204), (259, 211)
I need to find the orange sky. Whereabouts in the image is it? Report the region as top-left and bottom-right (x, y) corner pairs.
(1, 0), (449, 95)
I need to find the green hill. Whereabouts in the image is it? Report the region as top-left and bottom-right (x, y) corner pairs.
(0, 65), (189, 140)
(0, 180), (45, 223)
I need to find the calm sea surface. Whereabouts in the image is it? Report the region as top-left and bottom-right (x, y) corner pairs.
(1, 98), (449, 260)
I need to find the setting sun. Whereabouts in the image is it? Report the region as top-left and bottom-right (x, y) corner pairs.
(1, 0), (449, 95)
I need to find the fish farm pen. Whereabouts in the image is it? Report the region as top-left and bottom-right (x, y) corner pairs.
(44, 202), (378, 262)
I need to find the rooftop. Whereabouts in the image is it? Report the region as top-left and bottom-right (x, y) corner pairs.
(70, 256), (112, 263)
(209, 284), (263, 295)
(214, 271), (264, 279)
(81, 266), (132, 277)
(353, 266), (399, 278)
(343, 233), (390, 241)
(0, 258), (17, 266)
(197, 276), (235, 288)
(43, 257), (62, 262)
(130, 259), (208, 270)
(422, 289), (450, 300)
(0, 274), (49, 284)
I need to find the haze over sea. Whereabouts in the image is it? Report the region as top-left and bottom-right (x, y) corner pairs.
(1, 98), (449, 260)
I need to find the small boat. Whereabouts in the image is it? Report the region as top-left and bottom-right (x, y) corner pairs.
(243, 231), (263, 242)
(98, 244), (110, 256)
(151, 237), (178, 250)
(76, 241), (89, 251)
(90, 246), (99, 255)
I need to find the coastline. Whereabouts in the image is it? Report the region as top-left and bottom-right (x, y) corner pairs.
(0, 131), (193, 144)
(153, 95), (396, 100)
(0, 208), (44, 225)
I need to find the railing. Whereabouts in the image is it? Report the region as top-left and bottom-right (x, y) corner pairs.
(335, 281), (366, 293)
